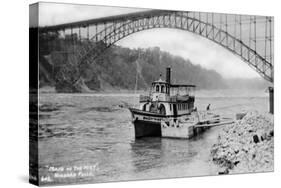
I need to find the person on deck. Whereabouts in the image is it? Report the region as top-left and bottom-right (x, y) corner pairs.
(206, 104), (211, 111)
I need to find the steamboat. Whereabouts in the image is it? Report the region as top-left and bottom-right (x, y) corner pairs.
(129, 67), (196, 138)
(129, 67), (234, 139)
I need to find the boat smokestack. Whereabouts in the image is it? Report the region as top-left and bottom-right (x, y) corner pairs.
(166, 67), (171, 85)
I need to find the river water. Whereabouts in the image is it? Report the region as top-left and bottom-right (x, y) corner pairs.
(38, 89), (268, 185)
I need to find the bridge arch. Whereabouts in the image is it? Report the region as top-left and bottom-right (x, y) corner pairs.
(76, 12), (273, 83)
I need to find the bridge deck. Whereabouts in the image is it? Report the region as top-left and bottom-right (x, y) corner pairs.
(39, 9), (171, 32)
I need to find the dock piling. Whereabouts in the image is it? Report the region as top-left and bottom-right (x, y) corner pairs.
(269, 87), (274, 114)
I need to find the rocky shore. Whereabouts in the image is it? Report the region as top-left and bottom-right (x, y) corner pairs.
(211, 111), (274, 174)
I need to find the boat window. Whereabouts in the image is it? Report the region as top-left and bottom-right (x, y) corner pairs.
(156, 85), (159, 92)
(161, 85), (165, 93)
(142, 103), (148, 111)
(159, 104), (166, 115)
(150, 103), (157, 113)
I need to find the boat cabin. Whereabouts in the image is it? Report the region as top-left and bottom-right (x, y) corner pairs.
(139, 67), (195, 116)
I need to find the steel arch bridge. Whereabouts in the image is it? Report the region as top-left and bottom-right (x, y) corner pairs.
(40, 10), (274, 83)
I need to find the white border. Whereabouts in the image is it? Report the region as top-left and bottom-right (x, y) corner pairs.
(0, 0), (279, 187)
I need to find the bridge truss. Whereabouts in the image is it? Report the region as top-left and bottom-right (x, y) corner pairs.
(40, 10), (274, 83)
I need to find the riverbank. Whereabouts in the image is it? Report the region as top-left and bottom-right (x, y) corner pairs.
(211, 111), (274, 174)
(39, 86), (148, 94)
(39, 86), (268, 97)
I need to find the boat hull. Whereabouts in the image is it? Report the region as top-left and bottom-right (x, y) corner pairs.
(129, 108), (202, 139)
(161, 120), (196, 139)
(129, 108), (164, 138)
(133, 120), (161, 138)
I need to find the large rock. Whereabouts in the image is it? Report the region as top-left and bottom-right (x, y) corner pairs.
(211, 111), (274, 174)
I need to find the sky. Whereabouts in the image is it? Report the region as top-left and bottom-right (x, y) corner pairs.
(36, 2), (260, 79)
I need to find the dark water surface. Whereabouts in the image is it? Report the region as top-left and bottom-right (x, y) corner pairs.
(38, 90), (268, 185)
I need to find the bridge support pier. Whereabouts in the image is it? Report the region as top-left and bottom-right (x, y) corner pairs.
(269, 87), (274, 114)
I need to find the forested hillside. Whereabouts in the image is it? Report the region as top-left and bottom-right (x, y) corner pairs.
(38, 32), (266, 93)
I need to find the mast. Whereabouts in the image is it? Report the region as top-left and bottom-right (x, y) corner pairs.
(134, 51), (141, 94)
(134, 60), (139, 94)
